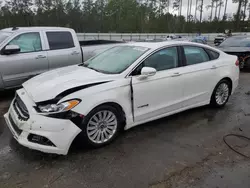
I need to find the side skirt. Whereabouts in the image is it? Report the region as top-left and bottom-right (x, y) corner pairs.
(124, 101), (210, 130)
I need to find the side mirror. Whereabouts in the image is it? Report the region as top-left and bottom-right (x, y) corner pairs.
(3, 45), (20, 55)
(139, 67), (157, 80)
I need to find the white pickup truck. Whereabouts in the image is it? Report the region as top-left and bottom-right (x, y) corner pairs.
(0, 27), (123, 90)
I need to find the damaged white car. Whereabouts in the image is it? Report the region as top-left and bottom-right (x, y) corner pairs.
(4, 41), (239, 155)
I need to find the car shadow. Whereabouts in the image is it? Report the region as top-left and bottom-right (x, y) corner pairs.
(0, 89), (16, 102)
(69, 104), (224, 153)
(240, 68), (250, 73)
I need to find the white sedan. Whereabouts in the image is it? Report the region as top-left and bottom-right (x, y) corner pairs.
(4, 41), (239, 155)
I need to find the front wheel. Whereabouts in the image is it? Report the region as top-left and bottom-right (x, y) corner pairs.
(210, 80), (231, 107)
(81, 105), (122, 147)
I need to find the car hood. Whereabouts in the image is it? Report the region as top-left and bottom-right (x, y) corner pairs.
(23, 65), (116, 102)
(217, 46), (250, 53)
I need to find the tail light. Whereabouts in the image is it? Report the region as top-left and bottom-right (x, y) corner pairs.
(235, 60), (239, 66)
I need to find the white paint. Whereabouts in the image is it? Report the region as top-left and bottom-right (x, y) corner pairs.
(4, 41), (239, 155)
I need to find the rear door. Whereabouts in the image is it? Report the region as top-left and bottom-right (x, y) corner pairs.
(45, 31), (82, 70)
(0, 32), (49, 88)
(180, 45), (219, 107)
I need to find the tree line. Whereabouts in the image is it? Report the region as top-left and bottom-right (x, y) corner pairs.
(0, 0), (250, 33)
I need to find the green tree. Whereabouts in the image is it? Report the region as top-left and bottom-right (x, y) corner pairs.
(243, 0), (248, 21)
(217, 1), (224, 20)
(214, 0), (219, 20)
(206, 0), (214, 22)
(173, 0), (182, 16)
(223, 0), (228, 19)
(194, 0), (198, 21)
(199, 0), (204, 22)
(248, 3), (250, 20)
(0, 0), (249, 33)
(233, 0), (244, 28)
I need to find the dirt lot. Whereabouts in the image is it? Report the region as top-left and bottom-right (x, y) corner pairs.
(0, 73), (250, 188)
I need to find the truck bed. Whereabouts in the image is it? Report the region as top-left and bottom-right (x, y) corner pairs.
(79, 40), (124, 46)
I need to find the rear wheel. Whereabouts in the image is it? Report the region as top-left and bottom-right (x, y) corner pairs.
(210, 80), (231, 107)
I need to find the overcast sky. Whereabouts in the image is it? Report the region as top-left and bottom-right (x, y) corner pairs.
(171, 0), (238, 20)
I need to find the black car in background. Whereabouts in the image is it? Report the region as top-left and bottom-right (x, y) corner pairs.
(217, 36), (250, 69)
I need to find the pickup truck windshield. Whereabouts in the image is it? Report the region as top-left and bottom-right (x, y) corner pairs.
(85, 46), (149, 74)
(0, 31), (11, 44)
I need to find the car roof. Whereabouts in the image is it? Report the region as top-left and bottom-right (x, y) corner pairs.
(1, 27), (73, 33)
(223, 36), (250, 42)
(125, 41), (206, 50)
(231, 35), (249, 39)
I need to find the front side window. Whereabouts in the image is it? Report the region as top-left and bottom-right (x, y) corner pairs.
(8, 32), (42, 53)
(84, 46), (149, 74)
(0, 31), (11, 44)
(144, 47), (178, 71)
(184, 46), (210, 65)
(46, 31), (75, 50)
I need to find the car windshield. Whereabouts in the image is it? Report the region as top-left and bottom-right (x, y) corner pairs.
(84, 45), (149, 74)
(0, 31), (11, 44)
(219, 37), (250, 47)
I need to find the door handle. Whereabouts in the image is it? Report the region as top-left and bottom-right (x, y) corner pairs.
(71, 51), (80, 55)
(211, 65), (217, 69)
(171, 72), (181, 77)
(35, 55), (46, 59)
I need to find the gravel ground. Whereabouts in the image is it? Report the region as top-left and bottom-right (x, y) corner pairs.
(0, 72), (250, 188)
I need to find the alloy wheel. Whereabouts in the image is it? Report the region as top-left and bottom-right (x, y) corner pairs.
(86, 110), (118, 144)
(215, 83), (229, 105)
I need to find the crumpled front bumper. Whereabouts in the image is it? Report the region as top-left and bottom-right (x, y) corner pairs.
(4, 89), (82, 155)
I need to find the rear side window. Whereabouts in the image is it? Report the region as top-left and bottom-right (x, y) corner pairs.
(183, 46), (210, 65)
(206, 49), (220, 60)
(46, 31), (74, 50)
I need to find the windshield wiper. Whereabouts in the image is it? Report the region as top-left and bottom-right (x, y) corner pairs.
(87, 67), (103, 73)
(79, 64), (112, 74)
(79, 63), (88, 67)
(79, 63), (102, 73)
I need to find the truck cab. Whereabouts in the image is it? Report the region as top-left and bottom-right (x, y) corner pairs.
(0, 27), (82, 90)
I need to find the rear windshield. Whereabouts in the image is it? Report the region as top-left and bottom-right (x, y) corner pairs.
(220, 37), (250, 47)
(0, 31), (11, 44)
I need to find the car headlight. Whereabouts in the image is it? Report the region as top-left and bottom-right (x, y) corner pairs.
(38, 99), (80, 113)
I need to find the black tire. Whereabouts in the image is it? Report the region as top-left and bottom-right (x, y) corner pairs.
(210, 79), (231, 108)
(239, 61), (244, 70)
(80, 105), (123, 147)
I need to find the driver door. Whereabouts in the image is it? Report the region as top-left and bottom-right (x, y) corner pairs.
(0, 32), (49, 88)
(131, 46), (185, 123)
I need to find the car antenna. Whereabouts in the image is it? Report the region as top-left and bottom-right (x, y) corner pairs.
(12, 27), (18, 31)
